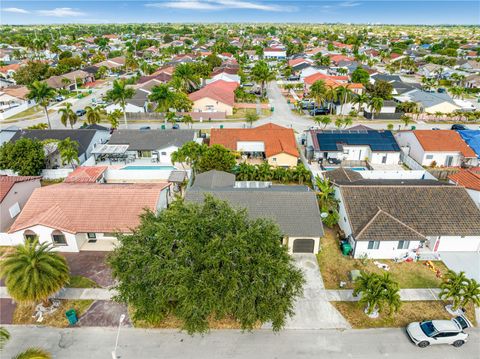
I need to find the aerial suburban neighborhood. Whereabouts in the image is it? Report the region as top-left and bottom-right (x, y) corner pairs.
(0, 1), (479, 358)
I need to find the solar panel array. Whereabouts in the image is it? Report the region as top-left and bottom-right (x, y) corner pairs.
(316, 130), (401, 151)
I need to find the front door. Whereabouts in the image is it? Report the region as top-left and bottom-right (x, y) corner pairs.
(382, 155), (387, 164)
(293, 238), (315, 253)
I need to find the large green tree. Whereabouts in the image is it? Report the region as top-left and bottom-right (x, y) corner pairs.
(106, 79), (135, 128)
(250, 60), (275, 96)
(109, 196), (304, 334)
(197, 144), (237, 173)
(351, 67), (370, 85)
(0, 138), (45, 176)
(27, 81), (56, 129)
(0, 239), (70, 304)
(57, 138), (79, 168)
(13, 61), (49, 86)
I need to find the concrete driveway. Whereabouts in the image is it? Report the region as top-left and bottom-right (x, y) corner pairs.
(283, 254), (350, 329)
(439, 251), (480, 281)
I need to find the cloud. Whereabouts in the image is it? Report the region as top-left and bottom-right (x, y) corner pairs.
(146, 0), (296, 12)
(37, 8), (86, 17)
(339, 1), (361, 7)
(3, 7), (30, 14)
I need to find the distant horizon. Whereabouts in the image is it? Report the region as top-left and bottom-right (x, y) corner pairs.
(1, 1), (479, 26)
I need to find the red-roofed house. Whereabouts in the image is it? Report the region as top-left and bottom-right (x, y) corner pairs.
(210, 123), (299, 167)
(8, 182), (171, 251)
(328, 54), (355, 65)
(0, 176), (41, 238)
(189, 80), (239, 116)
(395, 130), (478, 167)
(64, 166), (107, 183)
(304, 72), (349, 87)
(449, 169), (480, 207)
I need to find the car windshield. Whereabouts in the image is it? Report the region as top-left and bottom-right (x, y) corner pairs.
(420, 321), (437, 337)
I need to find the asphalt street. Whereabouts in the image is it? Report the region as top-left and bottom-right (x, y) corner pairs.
(2, 326), (479, 359)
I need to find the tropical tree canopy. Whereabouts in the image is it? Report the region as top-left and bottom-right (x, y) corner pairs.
(0, 138), (45, 176)
(250, 60), (275, 95)
(171, 141), (206, 169)
(57, 137), (79, 167)
(351, 67), (370, 85)
(26, 81), (56, 129)
(197, 144), (237, 173)
(85, 106), (106, 125)
(58, 103), (78, 129)
(439, 270), (480, 309)
(0, 239), (70, 303)
(12, 347), (52, 359)
(109, 196), (304, 334)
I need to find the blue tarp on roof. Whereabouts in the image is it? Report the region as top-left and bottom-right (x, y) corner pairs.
(458, 130), (480, 158)
(316, 130), (400, 152)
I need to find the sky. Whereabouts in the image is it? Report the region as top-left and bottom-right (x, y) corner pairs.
(1, 0), (479, 25)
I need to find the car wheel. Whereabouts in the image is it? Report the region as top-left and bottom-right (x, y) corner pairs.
(453, 340), (464, 347)
(418, 341), (430, 348)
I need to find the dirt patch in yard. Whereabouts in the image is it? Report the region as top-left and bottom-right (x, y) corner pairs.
(317, 228), (449, 289)
(61, 252), (114, 288)
(78, 300), (131, 327)
(332, 301), (477, 329)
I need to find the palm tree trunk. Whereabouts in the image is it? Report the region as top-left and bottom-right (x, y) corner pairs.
(44, 106), (52, 129)
(122, 105), (128, 128)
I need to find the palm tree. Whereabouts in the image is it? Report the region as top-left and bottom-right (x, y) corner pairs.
(251, 60), (275, 96)
(172, 63), (200, 93)
(387, 123), (394, 131)
(26, 81), (56, 129)
(291, 164), (311, 185)
(325, 85), (338, 114)
(309, 80), (327, 109)
(335, 86), (353, 117)
(105, 79), (135, 128)
(182, 114), (194, 129)
(314, 175), (335, 207)
(12, 347), (52, 359)
(273, 166), (291, 183)
(236, 162), (256, 181)
(342, 117), (353, 129)
(459, 278), (480, 308)
(57, 138), (79, 168)
(334, 117), (343, 129)
(439, 270), (468, 310)
(0, 239), (70, 304)
(107, 109), (122, 129)
(352, 93), (369, 113)
(450, 87), (464, 100)
(400, 114), (413, 128)
(85, 106), (105, 125)
(149, 84), (175, 125)
(314, 115), (331, 129)
(58, 103), (78, 129)
(353, 272), (401, 317)
(368, 97), (384, 120)
(0, 326), (9, 349)
(245, 111), (259, 128)
(256, 162), (273, 181)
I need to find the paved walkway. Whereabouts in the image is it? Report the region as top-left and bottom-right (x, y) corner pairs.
(0, 286), (443, 302)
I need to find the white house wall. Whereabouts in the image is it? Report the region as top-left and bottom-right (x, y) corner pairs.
(353, 240), (423, 259)
(8, 225), (79, 252)
(434, 236), (480, 252)
(370, 151), (400, 165)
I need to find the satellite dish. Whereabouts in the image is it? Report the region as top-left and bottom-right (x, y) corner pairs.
(320, 212), (329, 219)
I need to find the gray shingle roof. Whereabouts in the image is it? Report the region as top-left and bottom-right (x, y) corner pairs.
(186, 171), (324, 238)
(340, 185), (480, 240)
(193, 170), (235, 189)
(108, 129), (196, 151)
(401, 89), (457, 108)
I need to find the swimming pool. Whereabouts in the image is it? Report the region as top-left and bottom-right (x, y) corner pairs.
(324, 167), (367, 171)
(121, 165), (177, 170)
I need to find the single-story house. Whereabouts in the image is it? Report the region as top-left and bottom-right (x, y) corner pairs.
(210, 123), (299, 167)
(457, 130), (480, 159)
(185, 170), (324, 254)
(327, 168), (480, 259)
(6, 182), (171, 251)
(0, 176), (41, 236)
(263, 47), (287, 60)
(64, 166), (107, 183)
(104, 129), (198, 164)
(449, 169), (480, 208)
(395, 130), (478, 167)
(394, 89), (460, 114)
(189, 80), (238, 116)
(205, 72), (241, 85)
(306, 129), (401, 165)
(9, 128), (111, 168)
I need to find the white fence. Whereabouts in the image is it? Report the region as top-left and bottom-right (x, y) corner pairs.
(41, 168), (73, 179)
(0, 102), (35, 120)
(400, 152), (425, 171)
(105, 169), (174, 182)
(360, 169), (436, 180)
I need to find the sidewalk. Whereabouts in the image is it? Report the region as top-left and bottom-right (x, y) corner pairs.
(0, 286), (442, 302)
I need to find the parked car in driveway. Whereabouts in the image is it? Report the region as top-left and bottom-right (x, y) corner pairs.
(75, 109), (86, 116)
(55, 95), (65, 102)
(406, 315), (472, 348)
(310, 107), (330, 116)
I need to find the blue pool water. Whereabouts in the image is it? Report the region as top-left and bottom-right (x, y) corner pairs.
(121, 165), (176, 171)
(324, 167), (367, 171)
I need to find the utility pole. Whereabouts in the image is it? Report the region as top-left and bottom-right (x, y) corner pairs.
(111, 314), (126, 359)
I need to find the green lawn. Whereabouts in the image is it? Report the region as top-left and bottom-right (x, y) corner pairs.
(317, 228), (449, 289)
(332, 301), (477, 329)
(67, 275), (99, 288)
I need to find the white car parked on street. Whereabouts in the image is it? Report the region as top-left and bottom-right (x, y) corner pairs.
(406, 315), (472, 348)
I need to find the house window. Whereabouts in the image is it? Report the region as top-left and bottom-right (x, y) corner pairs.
(138, 151), (152, 158)
(51, 230), (67, 246)
(367, 241), (380, 250)
(272, 157), (277, 162)
(397, 240), (410, 250)
(87, 233), (96, 239)
(426, 154), (434, 160)
(23, 230), (37, 243)
(161, 152), (167, 156)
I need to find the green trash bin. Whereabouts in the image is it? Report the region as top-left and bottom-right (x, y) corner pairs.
(161, 124), (165, 130)
(411, 125), (416, 130)
(271, 106), (274, 112)
(341, 242), (352, 256)
(88, 90), (92, 94)
(65, 309), (78, 325)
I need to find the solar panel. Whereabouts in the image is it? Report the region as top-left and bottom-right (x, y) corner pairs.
(316, 130), (400, 152)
